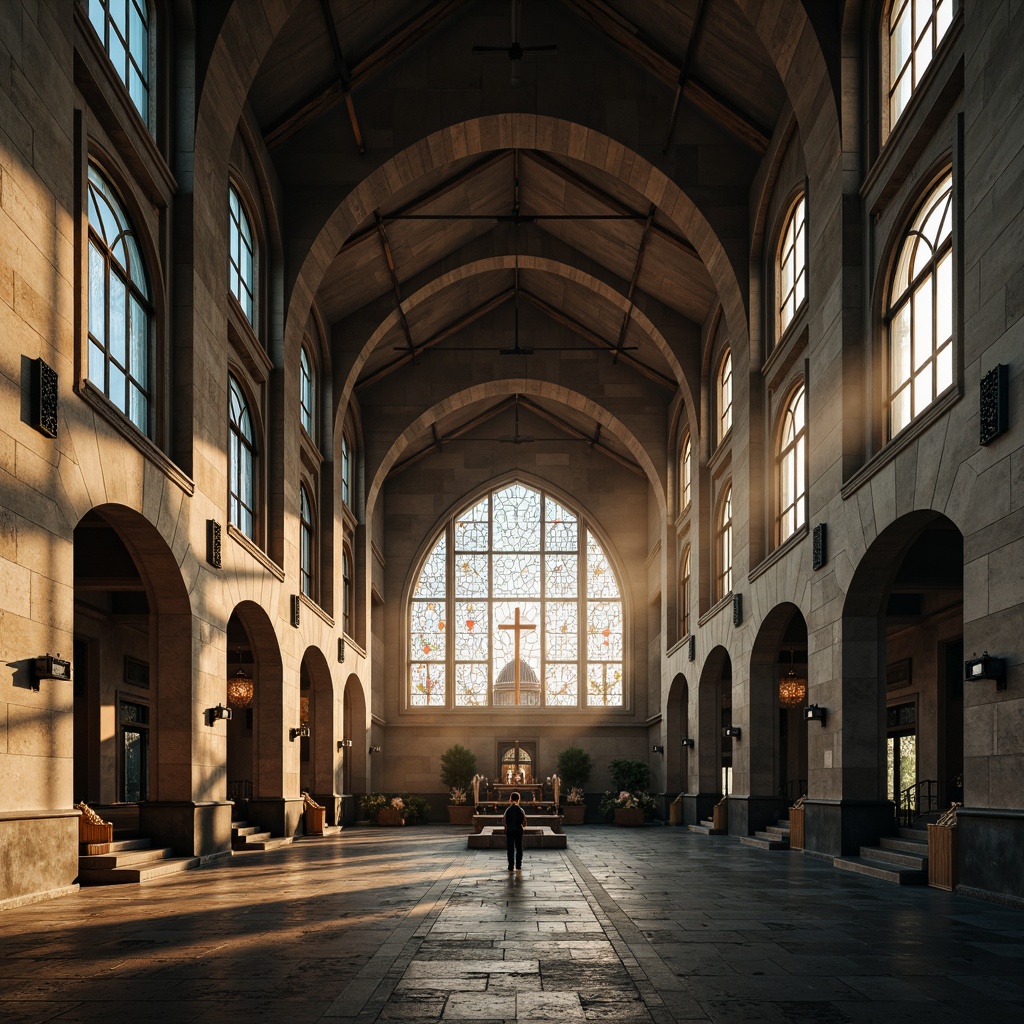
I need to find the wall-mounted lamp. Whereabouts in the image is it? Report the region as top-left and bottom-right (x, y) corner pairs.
(965, 652), (1006, 691)
(652, 744), (665, 754)
(369, 745), (382, 754)
(681, 737), (694, 748)
(290, 725), (311, 741)
(337, 738), (353, 751)
(34, 654), (71, 688)
(723, 726), (741, 739)
(206, 703), (232, 725)
(804, 704), (827, 726)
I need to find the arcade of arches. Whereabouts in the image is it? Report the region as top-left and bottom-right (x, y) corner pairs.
(1, 0), (1022, 911)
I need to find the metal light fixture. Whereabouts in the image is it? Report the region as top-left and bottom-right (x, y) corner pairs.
(804, 704), (827, 726)
(965, 652), (1006, 691)
(681, 737), (694, 748)
(289, 725), (311, 741)
(33, 654), (71, 689)
(652, 744), (665, 754)
(337, 738), (353, 751)
(206, 703), (232, 725)
(723, 726), (742, 739)
(778, 649), (807, 709)
(369, 745), (382, 754)
(227, 649), (254, 707)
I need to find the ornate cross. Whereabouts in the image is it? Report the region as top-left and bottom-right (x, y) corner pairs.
(499, 607), (536, 705)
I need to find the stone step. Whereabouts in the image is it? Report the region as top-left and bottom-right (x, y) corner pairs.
(764, 825), (791, 838)
(232, 830), (272, 849)
(231, 824), (264, 837)
(859, 845), (927, 870)
(879, 835), (929, 855)
(898, 827), (929, 842)
(79, 846), (178, 871)
(79, 856), (201, 885)
(80, 837), (153, 856)
(235, 836), (294, 852)
(832, 855), (927, 885)
(739, 835), (789, 851)
(688, 821), (726, 835)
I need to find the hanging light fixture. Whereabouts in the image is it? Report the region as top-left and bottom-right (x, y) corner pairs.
(778, 649), (807, 709)
(227, 649), (254, 708)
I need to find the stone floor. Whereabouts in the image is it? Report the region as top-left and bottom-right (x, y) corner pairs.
(1, 826), (1022, 1023)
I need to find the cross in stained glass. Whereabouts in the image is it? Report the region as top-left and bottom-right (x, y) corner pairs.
(499, 607), (536, 705)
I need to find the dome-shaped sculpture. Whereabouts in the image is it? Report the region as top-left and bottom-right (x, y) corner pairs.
(494, 659), (542, 706)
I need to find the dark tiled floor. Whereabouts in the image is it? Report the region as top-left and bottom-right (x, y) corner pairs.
(1, 826), (1022, 1022)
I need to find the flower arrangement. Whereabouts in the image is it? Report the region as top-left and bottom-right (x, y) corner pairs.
(600, 789), (658, 817)
(390, 796), (405, 811)
(566, 787), (585, 805)
(449, 787), (468, 806)
(360, 793), (389, 820)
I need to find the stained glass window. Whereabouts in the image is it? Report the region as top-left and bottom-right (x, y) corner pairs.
(408, 483), (624, 708)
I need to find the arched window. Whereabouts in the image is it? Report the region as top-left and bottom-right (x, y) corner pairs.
(680, 433), (692, 510)
(341, 433), (352, 508)
(679, 545), (691, 638)
(716, 485), (733, 601)
(409, 482), (624, 709)
(342, 546), (352, 637)
(88, 0), (150, 124)
(228, 185), (255, 325)
(86, 165), (152, 436)
(888, 0), (956, 132)
(777, 384), (807, 544)
(299, 484), (314, 598)
(717, 349), (733, 444)
(887, 170), (953, 436)
(778, 195), (806, 339)
(228, 375), (257, 539)
(299, 347), (315, 438)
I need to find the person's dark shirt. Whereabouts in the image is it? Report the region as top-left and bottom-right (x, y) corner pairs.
(503, 803), (526, 832)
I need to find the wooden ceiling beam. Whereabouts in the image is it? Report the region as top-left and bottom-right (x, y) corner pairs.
(319, 0), (365, 153)
(557, 0), (769, 153)
(267, 0), (471, 150)
(663, 0), (706, 153)
(613, 204), (655, 362)
(521, 288), (676, 391)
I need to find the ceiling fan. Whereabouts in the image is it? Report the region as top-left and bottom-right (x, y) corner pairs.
(472, 0), (558, 87)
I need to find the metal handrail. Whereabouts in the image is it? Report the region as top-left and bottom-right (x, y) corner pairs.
(779, 778), (807, 802)
(898, 777), (963, 826)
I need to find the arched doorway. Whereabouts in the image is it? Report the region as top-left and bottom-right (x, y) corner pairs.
(72, 506), (192, 837)
(299, 646), (337, 822)
(341, 674), (367, 824)
(666, 673), (690, 800)
(817, 512), (964, 856)
(688, 646), (732, 827)
(745, 605), (809, 837)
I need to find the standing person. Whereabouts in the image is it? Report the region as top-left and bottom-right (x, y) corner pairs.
(503, 791), (527, 873)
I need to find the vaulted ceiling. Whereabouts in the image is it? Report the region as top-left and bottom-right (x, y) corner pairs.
(241, 0), (791, 475)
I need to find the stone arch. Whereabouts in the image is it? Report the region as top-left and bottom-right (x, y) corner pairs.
(666, 673), (691, 798)
(696, 646), (733, 813)
(299, 645), (335, 801)
(72, 504), (192, 804)
(342, 673), (368, 805)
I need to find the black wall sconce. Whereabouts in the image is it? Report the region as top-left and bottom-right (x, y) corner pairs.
(681, 737), (694, 748)
(33, 654), (71, 689)
(723, 725), (741, 739)
(206, 703), (232, 725)
(652, 744), (665, 754)
(289, 725), (311, 741)
(965, 652), (1007, 691)
(369, 744), (382, 754)
(804, 704), (827, 726)
(337, 738), (353, 751)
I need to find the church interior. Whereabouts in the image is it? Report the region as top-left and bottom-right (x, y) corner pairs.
(2, 0), (1023, 913)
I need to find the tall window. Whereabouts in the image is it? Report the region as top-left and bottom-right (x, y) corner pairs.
(409, 482), (624, 709)
(341, 434), (352, 507)
(342, 547), (352, 636)
(888, 0), (956, 131)
(87, 165), (152, 436)
(887, 171), (953, 437)
(88, 0), (150, 124)
(679, 545), (691, 637)
(681, 433), (692, 510)
(778, 195), (806, 338)
(228, 186), (255, 325)
(717, 350), (733, 443)
(777, 384), (807, 544)
(299, 347), (315, 438)
(716, 485), (733, 601)
(299, 484), (314, 598)
(228, 375), (256, 539)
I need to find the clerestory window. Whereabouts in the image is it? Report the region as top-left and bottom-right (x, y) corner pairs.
(409, 482), (624, 709)
(716, 485), (733, 601)
(777, 383), (807, 544)
(228, 375), (257, 539)
(777, 195), (806, 340)
(228, 185), (255, 325)
(887, 0), (956, 133)
(88, 0), (150, 125)
(717, 349), (733, 444)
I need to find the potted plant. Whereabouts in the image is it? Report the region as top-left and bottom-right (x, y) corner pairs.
(377, 796), (405, 826)
(360, 792), (388, 822)
(604, 758), (656, 825)
(556, 746), (593, 824)
(440, 744), (478, 825)
(402, 794), (431, 825)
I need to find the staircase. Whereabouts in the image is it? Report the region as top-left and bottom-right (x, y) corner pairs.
(78, 837), (200, 885)
(688, 816), (726, 835)
(231, 820), (294, 852)
(739, 818), (791, 851)
(832, 826), (928, 885)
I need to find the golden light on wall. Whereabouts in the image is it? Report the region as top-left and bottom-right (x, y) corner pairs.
(227, 650), (254, 707)
(778, 650), (806, 709)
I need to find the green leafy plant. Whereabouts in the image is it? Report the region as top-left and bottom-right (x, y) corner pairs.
(600, 789), (658, 818)
(401, 794), (431, 824)
(440, 744), (478, 792)
(556, 746), (593, 792)
(360, 793), (389, 820)
(609, 757), (650, 793)
(565, 787), (585, 805)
